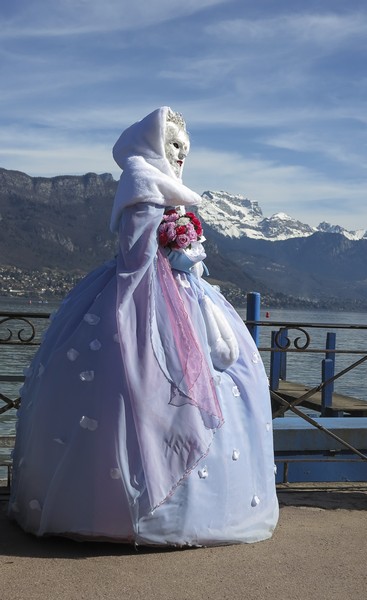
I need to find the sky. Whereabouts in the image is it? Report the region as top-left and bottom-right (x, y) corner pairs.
(1, 0), (367, 230)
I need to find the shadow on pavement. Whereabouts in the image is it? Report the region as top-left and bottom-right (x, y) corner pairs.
(1, 483), (366, 559)
(0, 496), (181, 559)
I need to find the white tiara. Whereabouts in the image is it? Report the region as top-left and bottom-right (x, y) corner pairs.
(166, 108), (186, 131)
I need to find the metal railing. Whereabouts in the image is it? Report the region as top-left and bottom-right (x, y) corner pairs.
(0, 311), (51, 415)
(1, 299), (367, 488)
(245, 293), (367, 475)
(1, 306), (367, 421)
(0, 311), (51, 486)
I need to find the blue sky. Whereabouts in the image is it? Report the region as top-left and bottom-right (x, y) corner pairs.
(1, 0), (367, 230)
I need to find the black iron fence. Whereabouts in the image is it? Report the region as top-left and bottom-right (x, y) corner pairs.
(2, 308), (367, 420)
(1, 303), (367, 486)
(0, 311), (51, 416)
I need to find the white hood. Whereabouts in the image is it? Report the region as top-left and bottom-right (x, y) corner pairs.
(110, 107), (202, 232)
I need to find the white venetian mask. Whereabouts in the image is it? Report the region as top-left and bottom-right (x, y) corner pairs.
(164, 122), (190, 179)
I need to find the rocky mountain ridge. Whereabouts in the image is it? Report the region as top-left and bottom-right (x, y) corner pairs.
(200, 190), (367, 241)
(0, 168), (117, 271)
(1, 168), (367, 309)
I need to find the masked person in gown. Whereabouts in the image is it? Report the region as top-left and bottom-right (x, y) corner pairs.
(9, 107), (279, 546)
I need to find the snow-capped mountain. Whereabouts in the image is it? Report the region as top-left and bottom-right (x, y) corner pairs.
(317, 221), (367, 241)
(1, 168), (367, 309)
(199, 191), (367, 241)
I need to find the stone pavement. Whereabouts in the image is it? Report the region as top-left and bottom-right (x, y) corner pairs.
(1, 484), (366, 600)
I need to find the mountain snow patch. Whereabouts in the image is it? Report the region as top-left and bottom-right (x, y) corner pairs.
(198, 191), (366, 242)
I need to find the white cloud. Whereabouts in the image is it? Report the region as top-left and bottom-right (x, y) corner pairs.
(201, 12), (367, 99)
(0, 141), (117, 179)
(263, 131), (367, 172)
(206, 12), (367, 47)
(2, 0), (226, 37)
(186, 147), (367, 229)
(1, 125), (366, 231)
(1, 0), (367, 232)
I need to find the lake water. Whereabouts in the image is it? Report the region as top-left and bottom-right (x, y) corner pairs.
(238, 305), (367, 403)
(1, 297), (367, 442)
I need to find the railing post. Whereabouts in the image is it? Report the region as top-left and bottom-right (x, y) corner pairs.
(246, 292), (260, 347)
(321, 358), (335, 416)
(325, 332), (336, 394)
(279, 328), (288, 381)
(270, 330), (281, 391)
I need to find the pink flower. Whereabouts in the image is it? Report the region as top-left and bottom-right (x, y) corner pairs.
(185, 222), (197, 241)
(159, 222), (176, 241)
(162, 210), (179, 222)
(158, 209), (203, 251)
(175, 234), (191, 249)
(166, 222), (177, 240)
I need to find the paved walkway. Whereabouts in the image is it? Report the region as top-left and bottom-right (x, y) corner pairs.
(1, 484), (366, 600)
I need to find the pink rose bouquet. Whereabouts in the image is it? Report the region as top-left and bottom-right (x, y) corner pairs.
(158, 209), (203, 250)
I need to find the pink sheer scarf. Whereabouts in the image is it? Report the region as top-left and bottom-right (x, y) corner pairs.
(156, 249), (223, 430)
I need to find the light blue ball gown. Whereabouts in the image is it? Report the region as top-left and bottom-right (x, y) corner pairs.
(8, 108), (278, 545)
